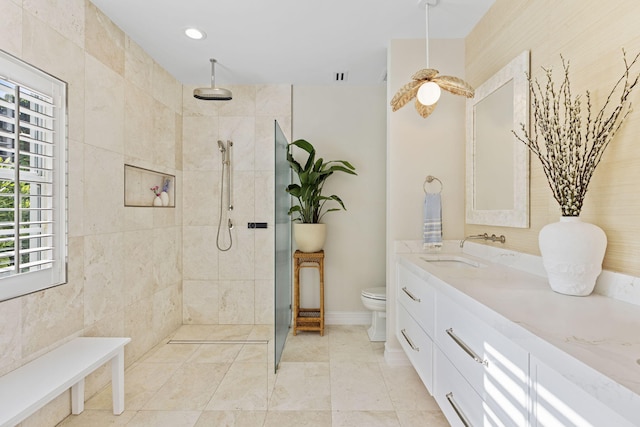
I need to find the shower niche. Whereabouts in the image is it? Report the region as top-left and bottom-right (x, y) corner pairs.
(124, 164), (175, 207)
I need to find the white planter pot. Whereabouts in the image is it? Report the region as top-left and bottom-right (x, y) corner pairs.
(153, 196), (162, 207)
(538, 216), (607, 296)
(293, 223), (327, 253)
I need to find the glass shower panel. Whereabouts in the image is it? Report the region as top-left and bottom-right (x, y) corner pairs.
(274, 120), (292, 372)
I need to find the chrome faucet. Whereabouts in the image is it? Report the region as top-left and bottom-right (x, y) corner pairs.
(460, 233), (506, 248)
(460, 234), (488, 248)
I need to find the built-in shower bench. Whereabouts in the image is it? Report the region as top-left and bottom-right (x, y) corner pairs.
(0, 337), (131, 427)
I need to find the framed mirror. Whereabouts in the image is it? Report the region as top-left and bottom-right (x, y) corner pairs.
(466, 50), (530, 228)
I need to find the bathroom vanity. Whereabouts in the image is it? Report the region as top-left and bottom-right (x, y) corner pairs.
(396, 247), (640, 426)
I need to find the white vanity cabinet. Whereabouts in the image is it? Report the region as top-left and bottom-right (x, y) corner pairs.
(396, 264), (436, 393)
(396, 262), (528, 426)
(530, 356), (635, 427)
(395, 253), (640, 427)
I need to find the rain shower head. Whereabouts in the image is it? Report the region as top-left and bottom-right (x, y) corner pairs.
(194, 86), (232, 101)
(194, 58), (232, 101)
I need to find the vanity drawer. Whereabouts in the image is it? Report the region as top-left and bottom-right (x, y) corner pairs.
(435, 347), (521, 427)
(435, 292), (529, 414)
(397, 264), (435, 336)
(397, 302), (434, 394)
(434, 347), (486, 427)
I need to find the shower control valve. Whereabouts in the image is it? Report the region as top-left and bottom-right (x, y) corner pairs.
(247, 222), (268, 229)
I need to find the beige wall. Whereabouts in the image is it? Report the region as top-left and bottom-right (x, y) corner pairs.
(388, 39), (467, 244)
(292, 85), (386, 316)
(465, 0), (640, 276)
(0, 0), (182, 424)
(181, 84), (291, 325)
(386, 39), (467, 357)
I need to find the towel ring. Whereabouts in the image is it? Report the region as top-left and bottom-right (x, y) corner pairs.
(424, 175), (443, 194)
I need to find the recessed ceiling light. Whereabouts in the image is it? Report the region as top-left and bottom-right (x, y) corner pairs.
(185, 28), (206, 40)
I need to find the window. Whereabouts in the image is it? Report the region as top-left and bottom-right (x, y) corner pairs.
(0, 51), (67, 302)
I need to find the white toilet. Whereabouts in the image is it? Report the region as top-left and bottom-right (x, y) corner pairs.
(360, 287), (387, 341)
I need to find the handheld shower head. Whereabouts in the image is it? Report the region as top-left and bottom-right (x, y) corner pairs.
(217, 140), (226, 153)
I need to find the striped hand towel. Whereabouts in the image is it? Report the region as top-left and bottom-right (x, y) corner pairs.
(423, 192), (442, 249)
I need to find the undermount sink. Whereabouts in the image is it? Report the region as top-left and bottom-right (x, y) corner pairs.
(420, 254), (486, 269)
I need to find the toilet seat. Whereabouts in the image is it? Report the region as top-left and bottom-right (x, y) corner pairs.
(361, 287), (386, 301)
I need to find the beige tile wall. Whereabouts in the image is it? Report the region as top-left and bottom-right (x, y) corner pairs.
(181, 84), (291, 326)
(0, 0), (183, 424)
(0, 0), (291, 422)
(465, 0), (640, 276)
(0, 0), (453, 421)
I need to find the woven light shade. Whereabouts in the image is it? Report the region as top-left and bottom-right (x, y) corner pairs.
(390, 1), (474, 118)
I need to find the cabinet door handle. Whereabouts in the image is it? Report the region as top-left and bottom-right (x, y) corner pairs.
(401, 287), (421, 302)
(446, 392), (472, 427)
(400, 329), (419, 352)
(446, 328), (488, 367)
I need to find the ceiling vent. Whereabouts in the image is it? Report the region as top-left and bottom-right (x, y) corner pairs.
(334, 71), (348, 82)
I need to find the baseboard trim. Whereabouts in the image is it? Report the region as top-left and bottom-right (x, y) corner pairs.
(325, 311), (371, 325)
(384, 344), (410, 366)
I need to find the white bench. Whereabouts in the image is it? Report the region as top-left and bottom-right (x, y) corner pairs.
(0, 337), (131, 427)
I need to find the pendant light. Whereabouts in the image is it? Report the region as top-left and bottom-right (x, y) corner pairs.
(390, 0), (475, 118)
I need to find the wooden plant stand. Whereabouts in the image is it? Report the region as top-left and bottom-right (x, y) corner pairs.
(293, 250), (325, 336)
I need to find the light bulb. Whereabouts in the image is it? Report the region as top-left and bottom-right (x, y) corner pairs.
(417, 81), (441, 106)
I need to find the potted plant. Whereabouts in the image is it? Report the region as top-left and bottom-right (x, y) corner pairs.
(286, 139), (357, 252)
(513, 51), (639, 296)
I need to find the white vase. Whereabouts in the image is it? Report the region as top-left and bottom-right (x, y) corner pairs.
(538, 216), (607, 296)
(293, 223), (327, 253)
(160, 191), (169, 206)
(153, 196), (162, 207)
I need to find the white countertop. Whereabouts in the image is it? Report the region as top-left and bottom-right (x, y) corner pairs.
(396, 244), (640, 424)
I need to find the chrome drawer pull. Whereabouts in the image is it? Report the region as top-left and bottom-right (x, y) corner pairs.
(401, 287), (421, 302)
(400, 329), (419, 352)
(446, 392), (472, 427)
(446, 328), (488, 367)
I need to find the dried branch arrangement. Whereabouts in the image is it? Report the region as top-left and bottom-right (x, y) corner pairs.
(513, 51), (640, 216)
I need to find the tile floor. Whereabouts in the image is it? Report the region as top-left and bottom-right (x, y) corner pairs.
(58, 325), (448, 426)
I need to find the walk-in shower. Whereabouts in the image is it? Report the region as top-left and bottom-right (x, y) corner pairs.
(217, 140), (233, 251)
